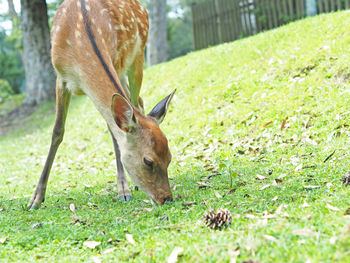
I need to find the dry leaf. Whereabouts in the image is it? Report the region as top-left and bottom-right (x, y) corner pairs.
(167, 247), (184, 263)
(0, 237), (8, 244)
(103, 247), (117, 254)
(280, 118), (287, 130)
(69, 203), (75, 212)
(83, 241), (101, 249)
(229, 249), (240, 263)
(263, 235), (277, 242)
(272, 180), (278, 186)
(260, 184), (271, 190)
(256, 174), (266, 180)
(214, 190), (222, 198)
(91, 256), (101, 263)
(292, 228), (317, 237)
(302, 200), (310, 208)
(271, 196), (278, 201)
(125, 234), (136, 245)
(295, 163), (303, 172)
(276, 204), (287, 214)
(326, 204), (340, 211)
(326, 182), (333, 188)
(329, 236), (337, 244)
(143, 208), (153, 212)
(303, 185), (320, 189)
(277, 174), (287, 180)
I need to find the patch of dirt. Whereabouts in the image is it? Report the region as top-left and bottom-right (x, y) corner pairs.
(0, 104), (37, 136)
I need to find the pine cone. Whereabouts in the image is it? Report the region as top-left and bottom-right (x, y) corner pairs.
(204, 208), (232, 229)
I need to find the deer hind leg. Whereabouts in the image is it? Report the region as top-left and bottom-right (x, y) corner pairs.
(28, 78), (71, 209)
(128, 53), (144, 112)
(108, 127), (131, 201)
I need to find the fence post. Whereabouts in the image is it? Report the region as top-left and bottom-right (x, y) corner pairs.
(305, 0), (317, 16)
(214, 0), (223, 44)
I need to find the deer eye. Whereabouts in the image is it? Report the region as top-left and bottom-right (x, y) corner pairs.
(143, 158), (153, 168)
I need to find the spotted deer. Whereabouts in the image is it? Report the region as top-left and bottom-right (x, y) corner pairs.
(28, 0), (176, 209)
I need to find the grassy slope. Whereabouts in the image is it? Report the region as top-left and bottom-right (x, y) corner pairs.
(1, 11), (350, 262)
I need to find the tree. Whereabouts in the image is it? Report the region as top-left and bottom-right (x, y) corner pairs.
(20, 0), (55, 106)
(147, 0), (168, 66)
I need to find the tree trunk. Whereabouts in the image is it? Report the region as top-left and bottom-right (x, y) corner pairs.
(21, 0), (56, 106)
(147, 0), (167, 66)
(7, 0), (19, 21)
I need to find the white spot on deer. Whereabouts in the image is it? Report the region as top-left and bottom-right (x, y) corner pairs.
(77, 1), (81, 8)
(131, 17), (135, 22)
(75, 30), (81, 38)
(97, 28), (102, 35)
(86, 5), (91, 11)
(62, 7), (67, 14)
(91, 18), (96, 24)
(66, 39), (72, 46)
(108, 23), (112, 31)
(100, 9), (107, 15)
(77, 40), (83, 46)
(78, 13), (83, 21)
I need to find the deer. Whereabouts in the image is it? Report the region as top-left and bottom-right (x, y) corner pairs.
(27, 0), (176, 209)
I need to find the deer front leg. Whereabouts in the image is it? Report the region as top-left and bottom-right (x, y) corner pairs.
(109, 128), (131, 201)
(28, 79), (71, 209)
(128, 53), (144, 112)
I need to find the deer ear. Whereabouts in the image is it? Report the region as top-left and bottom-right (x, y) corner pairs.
(111, 94), (136, 132)
(148, 89), (176, 125)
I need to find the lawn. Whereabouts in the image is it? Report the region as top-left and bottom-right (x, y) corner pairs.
(1, 11), (350, 262)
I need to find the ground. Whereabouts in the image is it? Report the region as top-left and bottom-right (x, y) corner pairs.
(0, 11), (350, 262)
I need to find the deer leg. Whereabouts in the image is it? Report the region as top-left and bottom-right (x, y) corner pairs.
(28, 79), (71, 209)
(128, 53), (144, 112)
(108, 128), (131, 201)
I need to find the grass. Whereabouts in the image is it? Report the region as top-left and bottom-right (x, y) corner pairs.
(1, 11), (350, 262)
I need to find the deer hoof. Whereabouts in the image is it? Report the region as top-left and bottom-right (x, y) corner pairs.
(119, 195), (132, 202)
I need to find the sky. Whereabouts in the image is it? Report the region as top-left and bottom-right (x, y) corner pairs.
(0, 0), (55, 32)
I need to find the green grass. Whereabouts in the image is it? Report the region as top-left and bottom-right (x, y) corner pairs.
(1, 11), (350, 262)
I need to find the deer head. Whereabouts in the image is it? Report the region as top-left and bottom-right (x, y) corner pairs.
(111, 90), (176, 204)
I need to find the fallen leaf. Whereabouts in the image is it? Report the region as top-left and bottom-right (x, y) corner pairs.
(276, 204), (287, 214)
(280, 118), (287, 130)
(125, 234), (136, 245)
(83, 241), (101, 249)
(326, 182), (333, 188)
(263, 235), (277, 242)
(229, 249), (240, 263)
(256, 174), (266, 180)
(272, 179), (278, 186)
(303, 185), (320, 189)
(277, 174), (287, 180)
(214, 190), (222, 198)
(302, 200), (310, 208)
(295, 163), (303, 172)
(0, 237), (8, 244)
(271, 196), (278, 201)
(91, 256), (101, 263)
(143, 208), (153, 212)
(69, 203), (75, 212)
(103, 247), (117, 254)
(326, 204), (340, 211)
(292, 228), (318, 237)
(167, 247), (184, 263)
(260, 184), (271, 190)
(329, 236), (337, 244)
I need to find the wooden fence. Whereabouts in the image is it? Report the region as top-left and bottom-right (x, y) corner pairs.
(192, 0), (350, 50)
